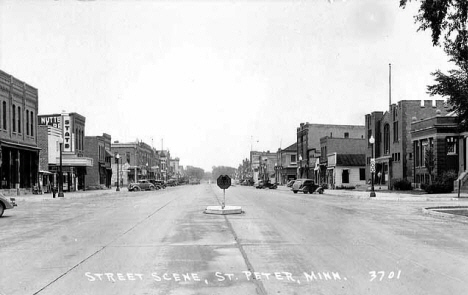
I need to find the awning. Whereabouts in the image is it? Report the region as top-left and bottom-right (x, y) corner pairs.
(39, 170), (53, 175)
(0, 141), (41, 152)
(55, 154), (93, 167)
(105, 150), (114, 157)
(375, 156), (391, 163)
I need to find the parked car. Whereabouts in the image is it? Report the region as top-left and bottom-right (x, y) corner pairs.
(291, 179), (324, 194)
(255, 180), (278, 189)
(167, 179), (178, 186)
(148, 179), (166, 189)
(128, 180), (156, 191)
(0, 194), (17, 217)
(286, 180), (296, 188)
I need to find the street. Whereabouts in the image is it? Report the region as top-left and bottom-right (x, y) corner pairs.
(1, 184), (468, 295)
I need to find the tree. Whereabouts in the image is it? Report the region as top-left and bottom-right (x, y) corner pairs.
(424, 145), (435, 184)
(401, 0), (468, 129)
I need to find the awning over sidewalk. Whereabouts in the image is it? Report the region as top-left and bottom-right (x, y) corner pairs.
(39, 170), (53, 175)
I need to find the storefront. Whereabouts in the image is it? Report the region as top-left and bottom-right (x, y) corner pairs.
(0, 142), (40, 191)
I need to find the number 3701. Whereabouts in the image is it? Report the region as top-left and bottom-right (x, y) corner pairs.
(369, 270), (402, 282)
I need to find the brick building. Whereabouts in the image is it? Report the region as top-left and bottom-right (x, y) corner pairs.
(38, 112), (93, 191)
(0, 70), (40, 194)
(296, 123), (365, 179)
(365, 100), (450, 188)
(84, 133), (113, 189)
(276, 143), (297, 185)
(111, 140), (159, 185)
(319, 136), (366, 188)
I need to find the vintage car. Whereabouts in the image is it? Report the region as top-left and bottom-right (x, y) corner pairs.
(255, 180), (278, 189)
(286, 180), (296, 188)
(149, 180), (166, 189)
(291, 179), (324, 194)
(0, 194), (17, 217)
(128, 180), (156, 191)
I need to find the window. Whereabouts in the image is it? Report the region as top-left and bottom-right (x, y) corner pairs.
(447, 137), (458, 155)
(2, 101), (6, 130)
(12, 104), (15, 132)
(126, 152), (131, 164)
(30, 111), (34, 136)
(359, 168), (365, 180)
(342, 170), (349, 184)
(383, 124), (390, 155)
(26, 110), (29, 135)
(393, 121), (399, 142)
(17, 106), (21, 133)
(290, 154), (297, 163)
(344, 132), (349, 138)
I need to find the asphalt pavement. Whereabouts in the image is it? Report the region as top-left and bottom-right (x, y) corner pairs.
(1, 184), (467, 295)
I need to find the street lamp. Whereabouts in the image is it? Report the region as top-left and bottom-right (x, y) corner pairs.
(58, 137), (64, 198)
(299, 154), (303, 178)
(369, 135), (376, 198)
(115, 154), (120, 191)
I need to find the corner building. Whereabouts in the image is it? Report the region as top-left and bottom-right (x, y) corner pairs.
(0, 70), (40, 193)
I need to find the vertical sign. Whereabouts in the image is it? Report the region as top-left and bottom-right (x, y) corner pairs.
(62, 114), (74, 152)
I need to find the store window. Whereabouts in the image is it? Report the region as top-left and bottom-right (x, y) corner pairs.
(383, 124), (390, 155)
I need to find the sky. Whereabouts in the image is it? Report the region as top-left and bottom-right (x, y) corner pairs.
(0, 0), (452, 172)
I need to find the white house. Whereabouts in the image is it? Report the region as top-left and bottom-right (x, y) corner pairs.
(327, 153), (366, 188)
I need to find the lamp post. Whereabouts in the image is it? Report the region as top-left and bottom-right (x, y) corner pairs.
(58, 137), (64, 198)
(299, 154), (303, 178)
(369, 135), (376, 198)
(116, 154), (120, 191)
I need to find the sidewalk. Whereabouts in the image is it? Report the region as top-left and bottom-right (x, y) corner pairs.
(276, 185), (468, 202)
(11, 188), (128, 203)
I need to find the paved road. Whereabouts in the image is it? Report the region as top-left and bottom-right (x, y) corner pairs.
(1, 184), (467, 295)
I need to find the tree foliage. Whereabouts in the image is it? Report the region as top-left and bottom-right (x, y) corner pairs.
(185, 166), (205, 180)
(211, 166), (237, 181)
(401, 0), (468, 129)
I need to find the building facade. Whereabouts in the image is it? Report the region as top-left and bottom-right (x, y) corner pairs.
(365, 100), (450, 188)
(84, 133), (113, 189)
(38, 112), (93, 192)
(318, 136), (366, 187)
(0, 70), (40, 194)
(111, 140), (158, 185)
(250, 150), (276, 185)
(297, 123), (365, 179)
(276, 143), (297, 185)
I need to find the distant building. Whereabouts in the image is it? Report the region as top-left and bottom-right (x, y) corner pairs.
(84, 133), (113, 189)
(112, 140), (157, 185)
(38, 112), (93, 191)
(250, 150), (276, 185)
(0, 70), (40, 194)
(365, 100), (450, 188)
(276, 143), (297, 185)
(297, 123), (365, 179)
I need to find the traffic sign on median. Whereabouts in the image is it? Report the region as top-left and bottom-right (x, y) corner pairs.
(217, 175), (231, 190)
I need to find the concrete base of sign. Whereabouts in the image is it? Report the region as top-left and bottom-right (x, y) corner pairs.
(204, 205), (243, 215)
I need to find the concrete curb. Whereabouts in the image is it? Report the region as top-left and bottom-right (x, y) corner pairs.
(422, 206), (468, 223)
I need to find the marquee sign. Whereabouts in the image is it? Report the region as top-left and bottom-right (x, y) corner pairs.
(38, 115), (61, 128)
(62, 115), (74, 152)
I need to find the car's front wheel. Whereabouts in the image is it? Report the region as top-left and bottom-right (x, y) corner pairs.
(293, 190), (298, 194)
(134, 186), (141, 192)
